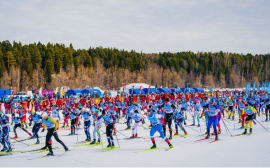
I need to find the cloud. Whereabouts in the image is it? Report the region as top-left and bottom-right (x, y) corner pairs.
(0, 0), (269, 55)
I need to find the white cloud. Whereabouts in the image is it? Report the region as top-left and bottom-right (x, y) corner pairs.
(0, 0), (269, 54)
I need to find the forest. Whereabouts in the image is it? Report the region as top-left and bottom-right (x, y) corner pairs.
(0, 40), (269, 91)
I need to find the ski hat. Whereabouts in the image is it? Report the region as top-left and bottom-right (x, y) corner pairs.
(42, 112), (48, 118)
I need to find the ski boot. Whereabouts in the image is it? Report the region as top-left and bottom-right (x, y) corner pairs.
(215, 130), (218, 140)
(150, 142), (156, 149)
(205, 132), (210, 139)
(265, 116), (268, 122)
(212, 131), (215, 135)
(184, 131), (188, 135)
(174, 131), (179, 135)
(107, 143), (112, 148)
(47, 151), (53, 156)
(130, 135), (134, 139)
(169, 135), (172, 140)
(1, 147), (7, 152)
(85, 136), (91, 142)
(242, 129), (247, 135)
(30, 135), (36, 139)
(190, 123), (195, 126)
(97, 139), (101, 144)
(13, 135), (18, 139)
(61, 125), (65, 128)
(232, 116), (234, 121)
(35, 139), (40, 144)
(40, 146), (47, 150)
(135, 133), (138, 138)
(240, 125), (244, 129)
(90, 139), (96, 145)
(197, 123), (200, 127)
(184, 121), (186, 125)
(238, 119), (241, 123)
(125, 126), (131, 130)
(218, 130), (221, 134)
(249, 128), (252, 135)
(64, 146), (69, 151)
(168, 143), (173, 148)
(6, 148), (12, 152)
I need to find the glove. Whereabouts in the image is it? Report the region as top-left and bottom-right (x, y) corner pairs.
(53, 130), (57, 133)
(29, 123), (32, 127)
(41, 129), (45, 132)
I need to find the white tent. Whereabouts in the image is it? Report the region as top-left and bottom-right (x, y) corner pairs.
(93, 87), (105, 94)
(119, 83), (155, 91)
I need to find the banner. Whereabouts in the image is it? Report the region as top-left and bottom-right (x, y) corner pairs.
(39, 87), (43, 96)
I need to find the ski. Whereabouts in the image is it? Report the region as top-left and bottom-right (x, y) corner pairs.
(27, 151), (67, 160)
(0, 151), (19, 154)
(87, 143), (105, 148)
(134, 147), (166, 153)
(73, 142), (105, 147)
(27, 143), (45, 146)
(64, 134), (80, 136)
(165, 145), (178, 151)
(96, 146), (111, 150)
(102, 147), (119, 152)
(209, 139), (221, 143)
(12, 136), (45, 143)
(122, 137), (143, 140)
(194, 138), (213, 142)
(21, 147), (59, 153)
(34, 148), (60, 153)
(232, 134), (245, 137)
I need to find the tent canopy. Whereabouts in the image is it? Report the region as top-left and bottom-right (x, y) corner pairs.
(170, 88), (181, 93)
(193, 88), (204, 92)
(81, 89), (102, 96)
(129, 89), (145, 95)
(0, 89), (11, 97)
(66, 89), (83, 95)
(142, 88), (159, 94)
(158, 88), (171, 93)
(180, 88), (195, 93)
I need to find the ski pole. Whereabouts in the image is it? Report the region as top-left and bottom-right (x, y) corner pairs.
(10, 138), (29, 146)
(221, 118), (232, 137)
(112, 122), (120, 149)
(116, 130), (129, 138)
(254, 119), (269, 132)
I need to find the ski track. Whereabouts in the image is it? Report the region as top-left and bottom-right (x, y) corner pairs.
(1, 114), (270, 167)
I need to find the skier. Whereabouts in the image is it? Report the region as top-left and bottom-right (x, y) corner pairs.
(69, 109), (77, 135)
(147, 108), (173, 149)
(0, 111), (12, 152)
(129, 109), (142, 138)
(101, 110), (115, 148)
(242, 104), (257, 135)
(161, 98), (175, 139)
(191, 100), (201, 127)
(11, 113), (32, 138)
(29, 110), (42, 144)
(41, 113), (68, 156)
(205, 99), (222, 140)
(80, 107), (92, 141)
(174, 107), (188, 135)
(90, 108), (104, 144)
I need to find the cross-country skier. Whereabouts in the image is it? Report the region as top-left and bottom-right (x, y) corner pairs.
(0, 111), (12, 152)
(129, 109), (142, 138)
(29, 110), (42, 144)
(147, 108), (173, 149)
(242, 104), (257, 135)
(90, 108), (104, 144)
(80, 107), (92, 141)
(11, 113), (32, 138)
(41, 113), (69, 156)
(101, 110), (115, 148)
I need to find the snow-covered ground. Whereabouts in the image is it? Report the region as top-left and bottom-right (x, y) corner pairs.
(1, 114), (270, 167)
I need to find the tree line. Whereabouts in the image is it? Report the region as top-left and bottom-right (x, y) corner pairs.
(0, 40), (269, 91)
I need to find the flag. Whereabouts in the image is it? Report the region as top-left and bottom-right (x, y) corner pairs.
(253, 82), (256, 91)
(39, 87), (42, 96)
(148, 86), (150, 95)
(140, 85), (142, 95)
(123, 84), (126, 95)
(13, 87), (16, 95)
(25, 86), (28, 95)
(257, 83), (260, 91)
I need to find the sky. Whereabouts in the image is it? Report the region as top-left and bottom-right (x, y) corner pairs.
(1, 0), (269, 55)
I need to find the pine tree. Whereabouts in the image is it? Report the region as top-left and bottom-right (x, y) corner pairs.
(45, 53), (54, 83)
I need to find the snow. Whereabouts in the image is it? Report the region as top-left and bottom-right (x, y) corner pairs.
(2, 114), (270, 167)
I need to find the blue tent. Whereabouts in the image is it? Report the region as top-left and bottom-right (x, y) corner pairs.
(170, 88), (181, 93)
(193, 88), (204, 92)
(81, 89), (102, 96)
(158, 88), (172, 93)
(180, 88), (195, 93)
(129, 89), (145, 95)
(142, 88), (159, 94)
(0, 89), (11, 97)
(66, 89), (83, 95)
